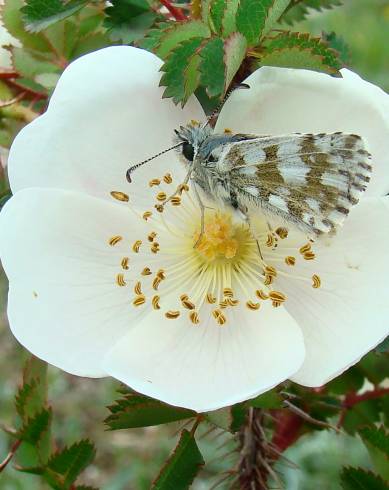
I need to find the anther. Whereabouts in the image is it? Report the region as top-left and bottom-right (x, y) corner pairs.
(163, 173), (173, 184)
(156, 191), (167, 202)
(151, 242), (160, 253)
(246, 301), (261, 310)
(149, 178), (161, 187)
(171, 196), (181, 206)
(132, 240), (142, 253)
(182, 299), (195, 310)
(110, 191), (129, 202)
(143, 211), (152, 221)
(134, 281), (142, 295)
(303, 251), (316, 261)
(256, 289), (269, 300)
(141, 267), (152, 276)
(121, 257), (130, 270)
(165, 310), (180, 319)
(299, 243), (312, 254)
(116, 273), (126, 287)
(206, 293), (216, 304)
(285, 256), (296, 266)
(152, 295), (161, 310)
(109, 235), (122, 246)
(213, 309), (227, 326)
(189, 311), (200, 325)
(312, 274), (322, 289)
(148, 231), (157, 242)
(133, 295), (146, 306)
(223, 288), (234, 298)
(275, 227), (288, 239)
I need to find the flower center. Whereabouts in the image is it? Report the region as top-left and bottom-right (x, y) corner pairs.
(107, 171), (322, 327)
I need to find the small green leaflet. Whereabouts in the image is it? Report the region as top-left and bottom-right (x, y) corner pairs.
(21, 0), (89, 32)
(105, 393), (196, 429)
(151, 430), (205, 490)
(340, 467), (389, 490)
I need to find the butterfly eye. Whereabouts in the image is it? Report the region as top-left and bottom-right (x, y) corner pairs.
(182, 141), (195, 162)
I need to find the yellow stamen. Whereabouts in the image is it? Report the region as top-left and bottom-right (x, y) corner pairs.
(110, 191), (129, 202)
(109, 235), (122, 246)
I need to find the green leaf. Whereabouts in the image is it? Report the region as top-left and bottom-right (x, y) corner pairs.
(105, 394), (196, 429)
(360, 427), (389, 480)
(21, 0), (89, 32)
(199, 36), (225, 98)
(236, 0), (290, 45)
(280, 0), (343, 25)
(249, 390), (284, 409)
(206, 403), (247, 433)
(18, 408), (52, 445)
(258, 31), (341, 75)
(151, 430), (205, 490)
(155, 20), (210, 59)
(2, 0), (51, 51)
(47, 440), (96, 488)
(104, 0), (157, 43)
(224, 32), (247, 91)
(340, 467), (389, 490)
(160, 37), (203, 105)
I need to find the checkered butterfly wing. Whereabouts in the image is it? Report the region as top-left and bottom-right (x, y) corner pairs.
(217, 133), (372, 236)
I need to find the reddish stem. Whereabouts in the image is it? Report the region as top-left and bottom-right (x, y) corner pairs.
(159, 0), (187, 20)
(0, 439), (22, 473)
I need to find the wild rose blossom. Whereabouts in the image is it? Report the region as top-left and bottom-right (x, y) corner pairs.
(1, 46), (389, 411)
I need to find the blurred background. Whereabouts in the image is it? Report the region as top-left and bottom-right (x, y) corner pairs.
(1, 0), (388, 488)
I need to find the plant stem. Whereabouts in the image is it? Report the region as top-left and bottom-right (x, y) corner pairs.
(159, 0), (187, 21)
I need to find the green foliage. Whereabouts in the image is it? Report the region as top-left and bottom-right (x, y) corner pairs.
(236, 0), (290, 45)
(105, 393), (196, 429)
(340, 467), (389, 490)
(258, 31), (341, 74)
(104, 0), (157, 43)
(21, 0), (89, 32)
(47, 440), (96, 489)
(151, 429), (205, 490)
(281, 0), (343, 25)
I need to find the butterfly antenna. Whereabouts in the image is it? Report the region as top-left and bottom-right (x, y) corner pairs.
(203, 83), (250, 128)
(126, 142), (184, 183)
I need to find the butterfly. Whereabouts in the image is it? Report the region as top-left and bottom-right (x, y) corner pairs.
(126, 120), (372, 239)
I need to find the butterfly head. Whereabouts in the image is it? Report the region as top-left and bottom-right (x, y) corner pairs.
(174, 120), (212, 165)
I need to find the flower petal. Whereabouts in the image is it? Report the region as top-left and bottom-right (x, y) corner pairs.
(216, 67), (389, 197)
(8, 46), (204, 205)
(275, 197), (389, 387)
(0, 188), (154, 376)
(103, 300), (305, 412)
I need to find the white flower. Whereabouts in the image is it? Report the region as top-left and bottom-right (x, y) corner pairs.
(1, 46), (389, 412)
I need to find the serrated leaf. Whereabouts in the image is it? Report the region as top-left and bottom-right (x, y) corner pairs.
(160, 37), (203, 105)
(48, 440), (96, 488)
(340, 467), (389, 490)
(151, 430), (205, 490)
(236, 0), (290, 45)
(280, 0), (343, 25)
(221, 0), (239, 37)
(249, 390), (284, 409)
(2, 0), (51, 51)
(106, 394), (196, 429)
(223, 31), (247, 91)
(199, 36), (225, 98)
(18, 408), (52, 445)
(21, 0), (89, 33)
(155, 20), (210, 59)
(104, 0), (156, 43)
(259, 31), (341, 74)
